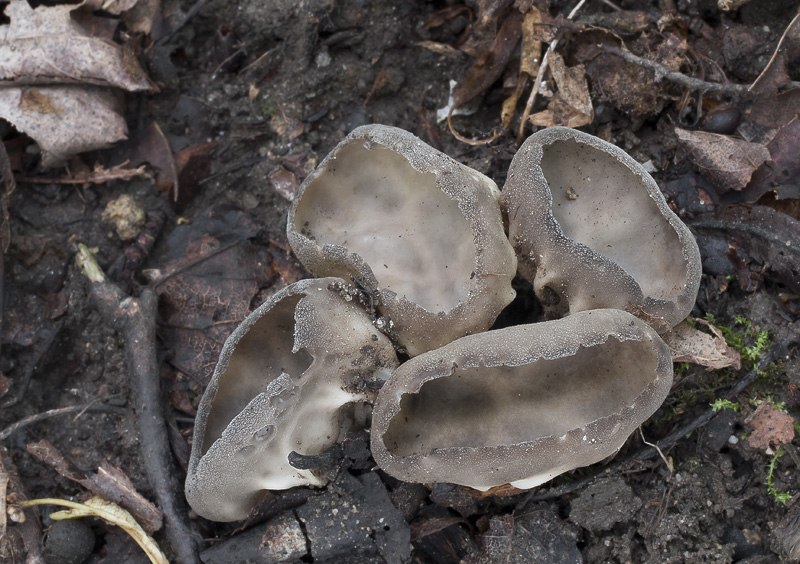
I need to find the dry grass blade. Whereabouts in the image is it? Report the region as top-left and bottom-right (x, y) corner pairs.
(18, 497), (168, 564)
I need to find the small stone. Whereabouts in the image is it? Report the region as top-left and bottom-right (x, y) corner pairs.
(43, 519), (95, 564)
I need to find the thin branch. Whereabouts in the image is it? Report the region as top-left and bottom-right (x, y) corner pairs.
(0, 402), (126, 442)
(78, 247), (201, 564)
(598, 44), (753, 97)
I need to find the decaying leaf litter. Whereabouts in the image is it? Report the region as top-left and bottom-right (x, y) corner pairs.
(0, 0), (799, 562)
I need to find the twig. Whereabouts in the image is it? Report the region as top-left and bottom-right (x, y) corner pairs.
(157, 0), (212, 46)
(517, 0), (587, 144)
(78, 245), (201, 564)
(1, 446), (46, 563)
(0, 402), (126, 442)
(199, 157), (261, 185)
(522, 337), (793, 503)
(598, 44), (753, 97)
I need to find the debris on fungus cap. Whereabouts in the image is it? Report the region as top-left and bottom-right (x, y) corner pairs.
(501, 127), (701, 331)
(185, 277), (399, 522)
(370, 309), (672, 490)
(287, 124), (517, 356)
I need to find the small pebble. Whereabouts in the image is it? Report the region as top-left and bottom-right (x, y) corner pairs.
(43, 519), (95, 564)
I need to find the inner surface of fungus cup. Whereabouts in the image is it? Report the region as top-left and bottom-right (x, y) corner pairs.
(288, 124), (517, 356)
(185, 278), (399, 522)
(502, 126), (701, 331)
(370, 309), (673, 490)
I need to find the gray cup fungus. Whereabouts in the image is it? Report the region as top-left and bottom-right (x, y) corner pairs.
(288, 124), (517, 356)
(186, 125), (700, 522)
(502, 126), (701, 331)
(185, 278), (398, 522)
(370, 309), (673, 491)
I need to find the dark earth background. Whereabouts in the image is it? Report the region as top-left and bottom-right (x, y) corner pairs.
(2, 0), (800, 563)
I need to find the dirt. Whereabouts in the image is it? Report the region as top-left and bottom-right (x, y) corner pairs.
(2, 0), (800, 563)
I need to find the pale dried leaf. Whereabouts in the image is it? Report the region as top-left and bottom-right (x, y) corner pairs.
(529, 51), (593, 128)
(84, 0), (140, 16)
(719, 0), (754, 10)
(0, 85), (127, 167)
(0, 0), (154, 91)
(675, 128), (770, 193)
(415, 40), (462, 57)
(21, 496), (168, 564)
(666, 319), (742, 371)
(520, 7), (543, 76)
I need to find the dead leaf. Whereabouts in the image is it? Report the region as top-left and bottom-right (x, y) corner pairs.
(0, 1), (154, 91)
(739, 12), (800, 145)
(415, 40), (463, 57)
(501, 7), (542, 129)
(690, 205), (800, 294)
(667, 319), (741, 371)
(26, 439), (162, 534)
(719, 0), (753, 10)
(520, 7), (543, 76)
(529, 51), (593, 128)
(579, 35), (668, 116)
(83, 0), (140, 16)
(126, 122), (178, 194)
(747, 403), (795, 450)
(577, 10), (651, 35)
(675, 128), (770, 194)
(0, 0), (156, 166)
(0, 86), (127, 167)
(410, 517), (467, 541)
(733, 117), (800, 205)
(174, 142), (217, 210)
(146, 208), (277, 388)
(452, 10), (522, 110)
(269, 166), (299, 201)
(122, 0), (163, 36)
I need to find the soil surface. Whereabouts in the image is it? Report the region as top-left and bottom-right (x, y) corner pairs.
(2, 0), (800, 563)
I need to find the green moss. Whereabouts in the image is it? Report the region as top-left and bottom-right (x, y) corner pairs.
(710, 399), (740, 413)
(766, 448), (792, 505)
(705, 313), (771, 373)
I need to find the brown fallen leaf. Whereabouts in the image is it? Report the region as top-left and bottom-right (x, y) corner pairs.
(0, 1), (154, 91)
(739, 12), (800, 146)
(452, 10), (522, 111)
(501, 7), (542, 129)
(747, 403), (795, 451)
(145, 208), (277, 388)
(675, 128), (770, 194)
(269, 166), (299, 201)
(690, 205), (800, 294)
(529, 51), (593, 128)
(666, 319), (741, 371)
(0, 86), (128, 167)
(733, 116), (800, 205)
